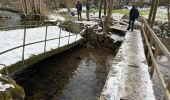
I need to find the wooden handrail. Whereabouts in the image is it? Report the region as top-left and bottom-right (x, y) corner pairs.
(141, 26), (170, 100)
(141, 17), (170, 100)
(142, 17), (170, 61)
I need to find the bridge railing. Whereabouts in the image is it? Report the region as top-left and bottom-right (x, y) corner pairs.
(141, 17), (170, 100)
(0, 24), (80, 66)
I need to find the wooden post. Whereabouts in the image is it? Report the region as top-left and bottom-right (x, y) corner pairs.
(102, 16), (107, 36)
(143, 24), (148, 53)
(22, 27), (27, 64)
(147, 37), (155, 66)
(44, 25), (48, 53)
(150, 45), (159, 78)
(168, 80), (170, 93)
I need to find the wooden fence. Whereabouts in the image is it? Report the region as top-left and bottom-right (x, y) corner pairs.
(141, 17), (170, 100)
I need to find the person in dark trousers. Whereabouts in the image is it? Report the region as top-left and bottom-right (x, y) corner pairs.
(76, 1), (82, 21)
(127, 5), (139, 32)
(86, 2), (90, 21)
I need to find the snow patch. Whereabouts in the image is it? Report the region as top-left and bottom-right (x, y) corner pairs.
(110, 34), (125, 42)
(0, 75), (14, 92)
(48, 14), (65, 21)
(0, 26), (82, 68)
(74, 21), (98, 26)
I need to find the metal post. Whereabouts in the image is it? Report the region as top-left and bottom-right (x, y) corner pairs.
(58, 28), (62, 47)
(44, 26), (48, 53)
(75, 33), (77, 42)
(68, 32), (70, 45)
(22, 27), (27, 64)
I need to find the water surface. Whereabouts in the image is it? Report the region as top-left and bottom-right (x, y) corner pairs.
(12, 46), (116, 100)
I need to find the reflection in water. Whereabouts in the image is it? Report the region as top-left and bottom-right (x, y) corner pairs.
(12, 46), (115, 100)
(0, 10), (20, 28)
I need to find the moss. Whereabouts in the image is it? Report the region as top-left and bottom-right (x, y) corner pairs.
(0, 75), (25, 100)
(1, 38), (85, 75)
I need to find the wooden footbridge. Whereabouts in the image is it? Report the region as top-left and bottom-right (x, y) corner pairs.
(99, 17), (170, 100)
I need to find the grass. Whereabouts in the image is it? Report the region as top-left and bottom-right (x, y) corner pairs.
(90, 8), (149, 16)
(112, 9), (149, 16)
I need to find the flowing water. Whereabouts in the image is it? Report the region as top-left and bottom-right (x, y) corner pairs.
(12, 45), (116, 100)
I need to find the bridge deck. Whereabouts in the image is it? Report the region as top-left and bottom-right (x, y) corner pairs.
(100, 30), (155, 100)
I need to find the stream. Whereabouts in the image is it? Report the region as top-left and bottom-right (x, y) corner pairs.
(12, 45), (116, 100)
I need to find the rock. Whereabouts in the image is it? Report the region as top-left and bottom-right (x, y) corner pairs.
(81, 27), (123, 50)
(0, 75), (25, 100)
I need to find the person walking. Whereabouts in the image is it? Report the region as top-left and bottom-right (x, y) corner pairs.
(76, 1), (82, 21)
(86, 2), (90, 21)
(127, 5), (139, 32)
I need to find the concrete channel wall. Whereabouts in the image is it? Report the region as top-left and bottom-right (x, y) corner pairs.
(1, 38), (85, 74)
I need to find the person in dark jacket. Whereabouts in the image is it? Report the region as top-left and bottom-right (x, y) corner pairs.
(127, 5), (139, 31)
(76, 1), (82, 21)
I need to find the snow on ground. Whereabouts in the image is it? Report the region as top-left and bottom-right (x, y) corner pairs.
(0, 26), (82, 69)
(112, 13), (124, 21)
(110, 34), (125, 42)
(57, 7), (86, 13)
(48, 14), (65, 21)
(0, 80), (14, 91)
(74, 20), (98, 26)
(100, 30), (155, 100)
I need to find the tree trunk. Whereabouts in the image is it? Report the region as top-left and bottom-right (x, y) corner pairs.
(22, 0), (28, 15)
(150, 0), (159, 28)
(148, 0), (155, 24)
(29, 0), (36, 14)
(105, 0), (114, 28)
(104, 0), (107, 15)
(168, 0), (170, 28)
(99, 0), (103, 18)
(148, 0), (159, 28)
(67, 0), (71, 12)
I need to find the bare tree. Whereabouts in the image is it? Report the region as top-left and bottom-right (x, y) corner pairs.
(99, 0), (103, 18)
(105, 0), (114, 28)
(168, 0), (170, 27)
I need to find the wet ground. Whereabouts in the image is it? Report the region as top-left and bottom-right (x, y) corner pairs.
(12, 45), (116, 100)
